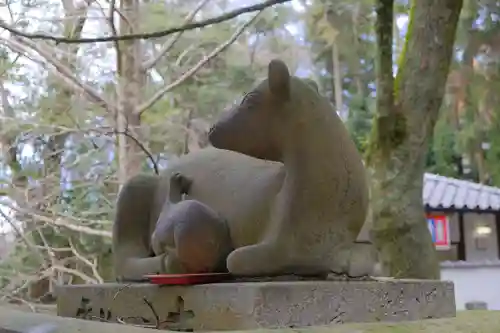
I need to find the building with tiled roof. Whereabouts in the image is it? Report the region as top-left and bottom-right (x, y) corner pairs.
(399, 173), (500, 310)
(357, 172), (500, 310)
(423, 173), (500, 211)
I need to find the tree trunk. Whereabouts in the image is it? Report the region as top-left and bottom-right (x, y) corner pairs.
(117, 0), (144, 184)
(367, 0), (463, 279)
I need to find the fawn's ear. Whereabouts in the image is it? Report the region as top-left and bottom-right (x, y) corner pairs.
(267, 59), (290, 101)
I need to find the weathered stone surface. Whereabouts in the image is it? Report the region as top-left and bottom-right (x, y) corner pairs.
(55, 279), (456, 331)
(114, 60), (372, 281)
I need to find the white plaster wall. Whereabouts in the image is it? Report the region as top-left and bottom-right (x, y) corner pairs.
(463, 213), (499, 261)
(441, 265), (500, 310)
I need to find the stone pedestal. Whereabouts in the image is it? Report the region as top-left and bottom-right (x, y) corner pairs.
(55, 279), (456, 331)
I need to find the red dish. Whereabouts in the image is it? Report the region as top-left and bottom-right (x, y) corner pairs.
(144, 272), (232, 285)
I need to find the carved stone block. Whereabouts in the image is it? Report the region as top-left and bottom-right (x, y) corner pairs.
(55, 279), (456, 331)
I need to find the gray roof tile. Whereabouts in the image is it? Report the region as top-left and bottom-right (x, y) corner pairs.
(424, 173), (500, 211)
(491, 193), (500, 210)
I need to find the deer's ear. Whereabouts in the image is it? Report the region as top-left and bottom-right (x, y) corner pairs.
(268, 59), (290, 101)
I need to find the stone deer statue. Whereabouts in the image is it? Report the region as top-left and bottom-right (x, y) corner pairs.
(112, 59), (372, 280)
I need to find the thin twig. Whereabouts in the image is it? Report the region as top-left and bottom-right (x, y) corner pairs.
(68, 238), (104, 283)
(136, 11), (263, 114)
(0, 0), (290, 44)
(105, 0), (122, 74)
(0, 201), (112, 237)
(0, 53), (20, 78)
(142, 0), (212, 70)
(102, 129), (159, 174)
(0, 208), (46, 265)
(0, 36), (114, 112)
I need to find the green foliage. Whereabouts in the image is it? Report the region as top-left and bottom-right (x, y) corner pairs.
(485, 110), (500, 185)
(0, 0), (309, 295)
(2, 0), (500, 296)
(426, 116), (461, 178)
(424, 1), (500, 185)
(345, 94), (374, 154)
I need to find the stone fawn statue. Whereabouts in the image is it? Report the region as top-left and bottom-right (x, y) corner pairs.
(112, 59), (370, 281)
(150, 172), (232, 274)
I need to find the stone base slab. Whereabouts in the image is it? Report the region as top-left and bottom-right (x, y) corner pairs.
(55, 279), (456, 331)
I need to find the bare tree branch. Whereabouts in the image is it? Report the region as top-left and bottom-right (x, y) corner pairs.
(68, 238), (104, 283)
(61, 0), (96, 40)
(33, 238), (104, 285)
(108, 0), (122, 75)
(0, 0), (290, 44)
(136, 11), (262, 114)
(0, 209), (45, 265)
(0, 79), (23, 179)
(0, 115), (160, 174)
(142, 0), (211, 70)
(0, 37), (115, 112)
(92, 0), (122, 75)
(34, 226), (59, 286)
(52, 264), (100, 284)
(111, 129), (159, 174)
(4, 268), (55, 299)
(174, 43), (197, 67)
(51, 218), (112, 238)
(0, 202), (112, 238)
(0, 53), (20, 78)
